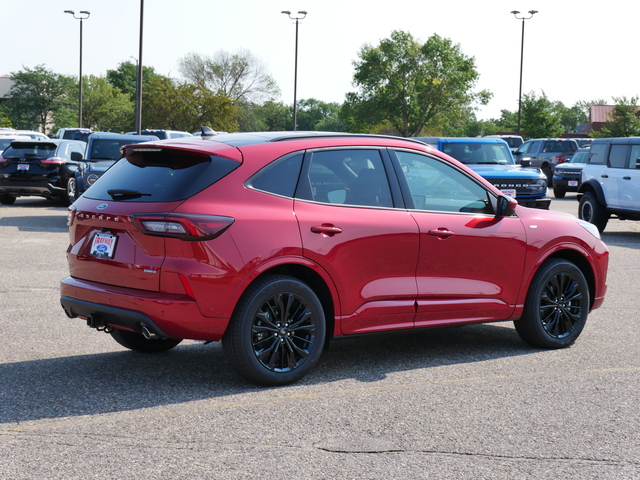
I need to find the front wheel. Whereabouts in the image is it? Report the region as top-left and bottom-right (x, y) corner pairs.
(578, 191), (608, 232)
(542, 165), (553, 187)
(514, 259), (589, 349)
(223, 275), (326, 386)
(553, 186), (566, 199)
(111, 329), (182, 353)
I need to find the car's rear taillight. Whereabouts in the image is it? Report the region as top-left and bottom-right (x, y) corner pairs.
(67, 205), (77, 227)
(130, 213), (234, 241)
(40, 156), (66, 164)
(0, 156), (7, 163)
(556, 155), (565, 164)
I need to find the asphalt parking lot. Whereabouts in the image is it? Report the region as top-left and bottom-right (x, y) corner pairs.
(1, 192), (639, 479)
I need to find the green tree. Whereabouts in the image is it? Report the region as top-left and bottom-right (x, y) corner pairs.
(5, 65), (76, 133)
(178, 50), (280, 104)
(348, 31), (491, 137)
(238, 100), (289, 132)
(595, 96), (640, 138)
(295, 99), (344, 131)
(520, 91), (563, 138)
(82, 76), (134, 132)
(106, 61), (162, 100)
(143, 77), (239, 132)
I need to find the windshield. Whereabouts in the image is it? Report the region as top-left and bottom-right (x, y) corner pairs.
(442, 142), (514, 165)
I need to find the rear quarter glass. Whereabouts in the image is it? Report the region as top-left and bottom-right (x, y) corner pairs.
(83, 150), (240, 202)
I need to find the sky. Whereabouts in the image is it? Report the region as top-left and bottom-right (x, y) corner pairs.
(2, 0), (637, 121)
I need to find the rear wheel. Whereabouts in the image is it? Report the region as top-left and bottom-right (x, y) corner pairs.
(578, 191), (608, 232)
(0, 194), (16, 205)
(110, 329), (182, 353)
(65, 177), (78, 206)
(514, 259), (589, 349)
(223, 275), (326, 386)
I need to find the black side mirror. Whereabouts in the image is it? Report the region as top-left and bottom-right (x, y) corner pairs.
(70, 152), (83, 161)
(496, 195), (517, 217)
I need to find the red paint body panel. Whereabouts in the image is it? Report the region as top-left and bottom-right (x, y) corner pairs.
(60, 133), (609, 349)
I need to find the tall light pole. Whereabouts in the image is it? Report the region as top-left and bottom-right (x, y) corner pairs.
(65, 10), (90, 128)
(135, 0), (144, 134)
(282, 10), (307, 131)
(511, 9), (538, 135)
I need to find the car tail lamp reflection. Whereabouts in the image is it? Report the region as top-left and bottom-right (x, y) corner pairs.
(40, 157), (67, 164)
(130, 213), (234, 241)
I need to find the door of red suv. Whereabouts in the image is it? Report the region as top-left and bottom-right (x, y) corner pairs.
(393, 150), (527, 326)
(294, 148), (420, 335)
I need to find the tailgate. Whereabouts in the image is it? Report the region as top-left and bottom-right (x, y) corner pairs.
(66, 201), (181, 292)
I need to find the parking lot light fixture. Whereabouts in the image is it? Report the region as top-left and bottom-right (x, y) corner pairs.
(511, 9), (538, 135)
(65, 9), (90, 128)
(282, 10), (308, 131)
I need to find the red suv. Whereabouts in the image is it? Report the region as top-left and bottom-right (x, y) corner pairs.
(60, 132), (609, 385)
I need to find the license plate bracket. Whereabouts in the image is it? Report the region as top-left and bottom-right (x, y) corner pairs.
(90, 232), (118, 259)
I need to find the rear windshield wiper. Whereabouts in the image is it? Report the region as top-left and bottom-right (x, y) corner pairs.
(107, 189), (152, 200)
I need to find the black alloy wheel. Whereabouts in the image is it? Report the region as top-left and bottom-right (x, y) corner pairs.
(223, 275), (326, 386)
(515, 259), (589, 349)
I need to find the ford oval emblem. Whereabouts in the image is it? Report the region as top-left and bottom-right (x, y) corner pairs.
(97, 203), (109, 210)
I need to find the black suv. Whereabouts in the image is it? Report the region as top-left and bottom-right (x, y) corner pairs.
(0, 139), (86, 205)
(578, 137), (640, 232)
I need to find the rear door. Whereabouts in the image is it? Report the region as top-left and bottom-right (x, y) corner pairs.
(294, 148), (420, 335)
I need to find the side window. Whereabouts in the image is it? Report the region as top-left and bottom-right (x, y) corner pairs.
(300, 149), (393, 208)
(588, 143), (607, 164)
(516, 142), (531, 155)
(395, 151), (492, 214)
(529, 140), (542, 154)
(608, 145), (628, 168)
(249, 153), (303, 198)
(629, 145), (640, 169)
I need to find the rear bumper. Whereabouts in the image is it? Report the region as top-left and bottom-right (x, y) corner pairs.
(60, 276), (229, 341)
(0, 180), (63, 198)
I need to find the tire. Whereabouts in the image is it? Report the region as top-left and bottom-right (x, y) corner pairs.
(110, 329), (182, 353)
(0, 194), (16, 205)
(578, 191), (608, 232)
(552, 186), (566, 199)
(65, 177), (78, 206)
(514, 259), (589, 349)
(223, 275), (326, 386)
(542, 165), (553, 187)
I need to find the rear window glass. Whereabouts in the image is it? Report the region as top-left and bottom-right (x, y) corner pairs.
(3, 143), (57, 157)
(83, 149), (240, 202)
(543, 141), (576, 153)
(89, 139), (137, 160)
(248, 153), (303, 198)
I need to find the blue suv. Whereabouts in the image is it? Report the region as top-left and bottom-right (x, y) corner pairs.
(413, 137), (550, 209)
